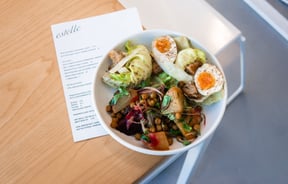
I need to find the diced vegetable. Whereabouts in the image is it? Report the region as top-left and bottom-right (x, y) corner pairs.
(161, 86), (184, 114)
(110, 89), (137, 113)
(175, 121), (196, 140)
(142, 132), (170, 150)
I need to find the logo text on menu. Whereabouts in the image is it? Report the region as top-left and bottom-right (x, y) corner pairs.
(56, 24), (80, 39)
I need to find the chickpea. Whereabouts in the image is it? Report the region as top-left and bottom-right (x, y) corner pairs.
(154, 117), (161, 125)
(141, 93), (149, 100)
(134, 133), (142, 140)
(110, 112), (116, 118)
(156, 124), (162, 132)
(162, 124), (168, 131)
(116, 113), (122, 119)
(110, 117), (118, 128)
(150, 92), (157, 99)
(149, 126), (156, 133)
(106, 105), (112, 112)
(147, 99), (156, 107)
(139, 99), (146, 105)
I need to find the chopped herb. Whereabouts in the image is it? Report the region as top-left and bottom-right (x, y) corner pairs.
(125, 40), (136, 53)
(161, 95), (171, 109)
(155, 101), (161, 108)
(138, 78), (151, 88)
(169, 129), (181, 136)
(167, 113), (175, 121)
(183, 123), (192, 132)
(157, 72), (178, 89)
(178, 117), (185, 122)
(141, 134), (150, 142)
(182, 140), (191, 146)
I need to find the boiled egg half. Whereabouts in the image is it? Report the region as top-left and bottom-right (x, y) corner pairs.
(152, 35), (177, 63)
(152, 35), (193, 82)
(194, 63), (224, 96)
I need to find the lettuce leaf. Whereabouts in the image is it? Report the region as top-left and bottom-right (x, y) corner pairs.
(175, 48), (206, 70)
(103, 44), (152, 88)
(202, 88), (224, 105)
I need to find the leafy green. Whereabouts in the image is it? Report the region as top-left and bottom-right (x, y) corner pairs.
(137, 78), (151, 88)
(141, 134), (150, 142)
(109, 72), (131, 87)
(202, 88), (224, 105)
(182, 140), (191, 146)
(125, 40), (136, 53)
(173, 36), (191, 51)
(169, 129), (181, 136)
(161, 95), (171, 110)
(183, 123), (192, 132)
(103, 44), (152, 88)
(167, 113), (175, 121)
(194, 49), (206, 63)
(156, 72), (178, 89)
(109, 87), (129, 105)
(175, 48), (206, 70)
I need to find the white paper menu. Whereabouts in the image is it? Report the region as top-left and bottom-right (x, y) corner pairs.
(51, 8), (143, 142)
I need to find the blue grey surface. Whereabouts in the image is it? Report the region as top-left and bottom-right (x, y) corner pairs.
(150, 0), (288, 183)
(268, 0), (288, 18)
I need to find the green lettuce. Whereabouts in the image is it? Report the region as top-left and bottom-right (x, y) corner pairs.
(202, 88), (225, 105)
(174, 36), (191, 51)
(103, 44), (152, 88)
(175, 48), (206, 70)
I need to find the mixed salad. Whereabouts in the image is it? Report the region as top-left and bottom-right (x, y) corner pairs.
(102, 35), (225, 150)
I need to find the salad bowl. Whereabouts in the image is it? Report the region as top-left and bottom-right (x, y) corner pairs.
(92, 29), (227, 155)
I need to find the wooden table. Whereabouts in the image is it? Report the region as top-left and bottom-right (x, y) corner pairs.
(0, 0), (165, 183)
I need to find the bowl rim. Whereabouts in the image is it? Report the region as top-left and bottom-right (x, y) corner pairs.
(92, 29), (227, 155)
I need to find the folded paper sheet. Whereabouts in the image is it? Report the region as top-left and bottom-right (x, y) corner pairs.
(51, 8), (143, 142)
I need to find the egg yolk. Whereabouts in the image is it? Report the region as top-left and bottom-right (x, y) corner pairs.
(197, 72), (215, 90)
(155, 38), (171, 53)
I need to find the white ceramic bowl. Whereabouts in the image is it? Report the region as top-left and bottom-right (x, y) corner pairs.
(92, 29), (227, 156)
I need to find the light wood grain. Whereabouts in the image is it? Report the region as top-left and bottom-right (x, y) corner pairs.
(0, 0), (165, 183)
